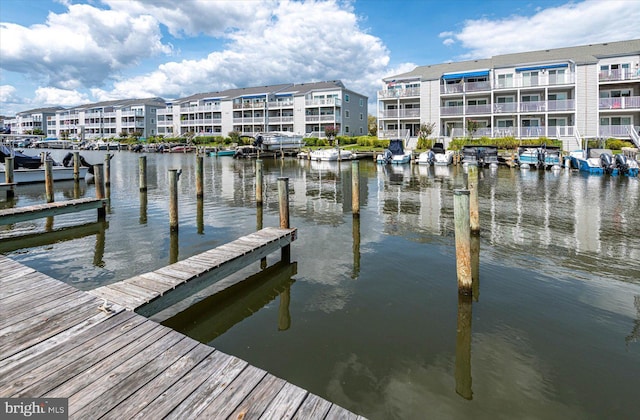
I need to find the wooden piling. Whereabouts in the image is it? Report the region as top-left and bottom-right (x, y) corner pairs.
(256, 159), (263, 205)
(169, 169), (179, 232)
(196, 155), (203, 198)
(93, 164), (104, 200)
(73, 151), (80, 182)
(453, 189), (472, 295)
(139, 191), (147, 224)
(278, 177), (290, 262)
(104, 153), (112, 187)
(44, 160), (54, 203)
(351, 160), (360, 216)
(471, 234), (480, 302)
(4, 157), (14, 199)
(169, 230), (179, 264)
(467, 164), (479, 235)
(197, 197), (204, 235)
(455, 294), (473, 400)
(139, 156), (147, 192)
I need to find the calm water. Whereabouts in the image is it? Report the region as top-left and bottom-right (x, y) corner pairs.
(2, 149), (639, 419)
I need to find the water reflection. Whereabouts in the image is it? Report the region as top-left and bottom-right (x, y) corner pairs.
(455, 295), (473, 400)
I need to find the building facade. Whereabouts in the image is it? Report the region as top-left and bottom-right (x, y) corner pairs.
(4, 107), (64, 135)
(378, 40), (640, 149)
(157, 80), (368, 138)
(45, 98), (166, 140)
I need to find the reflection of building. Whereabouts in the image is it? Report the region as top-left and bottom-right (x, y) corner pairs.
(157, 80), (367, 138)
(378, 40), (640, 148)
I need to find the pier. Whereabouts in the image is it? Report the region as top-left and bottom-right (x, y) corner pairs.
(0, 253), (363, 419)
(0, 197), (108, 225)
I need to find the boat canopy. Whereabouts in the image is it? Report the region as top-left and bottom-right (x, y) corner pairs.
(388, 139), (404, 155)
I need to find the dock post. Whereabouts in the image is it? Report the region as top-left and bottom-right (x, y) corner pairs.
(169, 169), (179, 232)
(196, 155), (203, 198)
(256, 159), (263, 205)
(197, 197), (204, 235)
(44, 160), (54, 203)
(73, 151), (80, 182)
(104, 153), (112, 187)
(93, 164), (105, 199)
(467, 164), (480, 235)
(139, 156), (147, 192)
(453, 189), (472, 295)
(4, 157), (14, 198)
(471, 234), (480, 302)
(351, 160), (360, 216)
(278, 177), (290, 262)
(455, 294), (473, 400)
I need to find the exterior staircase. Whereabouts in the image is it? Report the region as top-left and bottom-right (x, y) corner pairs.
(559, 127), (582, 152)
(626, 125), (640, 148)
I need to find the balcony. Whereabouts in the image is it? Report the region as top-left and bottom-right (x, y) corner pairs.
(519, 101), (547, 112)
(378, 87), (421, 99)
(599, 69), (640, 82)
(599, 96), (640, 110)
(305, 115), (341, 122)
(379, 109), (420, 119)
(267, 116), (294, 123)
(440, 106), (464, 116)
(599, 124), (640, 137)
(493, 103), (518, 113)
(449, 126), (576, 139)
(267, 100), (294, 108)
(547, 99), (575, 112)
(305, 98), (342, 107)
(465, 104), (492, 115)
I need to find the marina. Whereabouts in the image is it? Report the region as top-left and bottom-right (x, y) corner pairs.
(1, 149), (639, 419)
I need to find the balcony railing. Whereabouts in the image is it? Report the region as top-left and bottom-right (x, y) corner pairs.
(599, 96), (640, 110)
(305, 115), (340, 122)
(441, 106), (464, 116)
(493, 103), (518, 113)
(438, 73), (576, 94)
(378, 87), (421, 99)
(519, 101), (547, 112)
(305, 98), (342, 107)
(465, 104), (492, 114)
(599, 125), (640, 137)
(267, 100), (295, 108)
(547, 99), (575, 112)
(448, 126), (576, 139)
(378, 109), (420, 118)
(599, 69), (640, 82)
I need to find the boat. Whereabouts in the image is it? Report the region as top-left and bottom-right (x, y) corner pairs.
(417, 142), (454, 166)
(169, 145), (195, 153)
(254, 132), (305, 151)
(377, 139), (412, 164)
(31, 138), (75, 149)
(209, 148), (235, 157)
(309, 147), (352, 161)
(0, 163), (89, 184)
(0, 144), (42, 169)
(569, 148), (639, 176)
(461, 145), (499, 168)
(517, 145), (562, 170)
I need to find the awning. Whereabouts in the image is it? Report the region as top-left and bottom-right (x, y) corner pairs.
(516, 63), (568, 72)
(442, 70), (490, 80)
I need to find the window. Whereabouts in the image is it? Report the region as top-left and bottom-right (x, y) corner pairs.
(548, 69), (565, 84)
(345, 126), (350, 133)
(360, 113), (364, 120)
(521, 95), (540, 102)
(467, 99), (487, 105)
(345, 94), (350, 102)
(522, 71), (539, 87)
(497, 119), (514, 127)
(548, 93), (568, 100)
(497, 74), (513, 88)
(345, 110), (350, 118)
(359, 98), (364, 107)
(496, 96), (514, 103)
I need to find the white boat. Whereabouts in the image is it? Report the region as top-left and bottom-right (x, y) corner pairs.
(309, 148), (352, 161)
(417, 142), (454, 165)
(254, 132), (305, 151)
(0, 163), (89, 184)
(377, 139), (412, 164)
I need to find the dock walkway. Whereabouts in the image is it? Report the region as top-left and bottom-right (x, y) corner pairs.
(0, 197), (107, 225)
(0, 254), (364, 419)
(89, 226), (297, 315)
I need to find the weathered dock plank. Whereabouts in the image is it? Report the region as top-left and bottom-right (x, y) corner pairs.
(89, 226), (297, 313)
(0, 255), (365, 419)
(0, 197), (108, 225)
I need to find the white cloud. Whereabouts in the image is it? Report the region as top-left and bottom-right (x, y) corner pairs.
(450, 0), (640, 59)
(0, 85), (18, 103)
(442, 38), (455, 47)
(0, 3), (172, 88)
(33, 87), (89, 107)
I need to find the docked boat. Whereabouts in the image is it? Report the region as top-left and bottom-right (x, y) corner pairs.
(0, 163), (89, 184)
(0, 145), (42, 169)
(417, 142), (454, 166)
(208, 148), (235, 157)
(309, 147), (352, 161)
(461, 145), (499, 168)
(377, 139), (412, 164)
(31, 138), (75, 149)
(569, 148), (639, 176)
(517, 145), (562, 170)
(254, 132), (305, 151)
(169, 145), (195, 153)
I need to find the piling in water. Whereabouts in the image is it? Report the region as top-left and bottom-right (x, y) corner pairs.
(256, 159), (263, 205)
(73, 151), (80, 182)
(139, 156), (147, 192)
(196, 155), (203, 198)
(467, 164), (479, 235)
(104, 153), (112, 187)
(455, 294), (473, 400)
(169, 169), (179, 232)
(45, 160), (54, 203)
(278, 177), (290, 262)
(352, 160), (360, 215)
(93, 164), (105, 200)
(453, 189), (472, 295)
(4, 157), (14, 198)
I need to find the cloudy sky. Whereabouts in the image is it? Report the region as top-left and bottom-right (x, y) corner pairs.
(1, 0), (639, 116)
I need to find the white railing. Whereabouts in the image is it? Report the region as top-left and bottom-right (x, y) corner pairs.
(441, 106), (464, 116)
(379, 109), (421, 118)
(600, 125), (640, 137)
(305, 98), (342, 106)
(547, 99), (575, 111)
(520, 101), (547, 112)
(447, 125), (576, 139)
(599, 96), (640, 110)
(493, 103), (518, 113)
(626, 125), (640, 148)
(466, 104), (492, 114)
(267, 100), (294, 108)
(599, 69), (640, 82)
(378, 87), (421, 98)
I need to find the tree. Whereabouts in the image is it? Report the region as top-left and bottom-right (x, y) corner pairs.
(368, 115), (378, 136)
(418, 122), (436, 149)
(324, 125), (338, 145)
(466, 119), (480, 139)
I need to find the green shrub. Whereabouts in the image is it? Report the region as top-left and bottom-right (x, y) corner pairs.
(605, 138), (632, 150)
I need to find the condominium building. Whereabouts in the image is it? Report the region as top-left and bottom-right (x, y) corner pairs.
(157, 80), (368, 138)
(378, 39), (640, 149)
(45, 97), (166, 140)
(4, 107), (64, 135)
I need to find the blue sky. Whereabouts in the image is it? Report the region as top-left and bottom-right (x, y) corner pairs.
(1, 0), (639, 116)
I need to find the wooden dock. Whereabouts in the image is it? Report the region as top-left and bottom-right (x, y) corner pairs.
(89, 226), (297, 316)
(0, 254), (364, 419)
(0, 197), (108, 225)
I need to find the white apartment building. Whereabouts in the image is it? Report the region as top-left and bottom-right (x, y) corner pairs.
(378, 40), (640, 149)
(157, 80), (368, 138)
(45, 98), (166, 140)
(4, 107), (64, 135)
